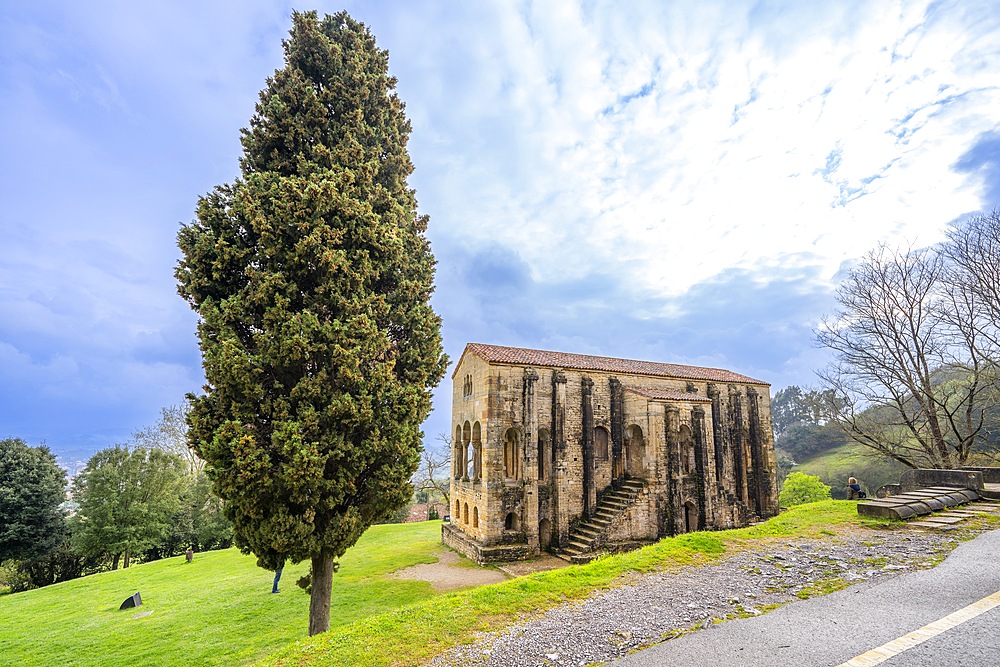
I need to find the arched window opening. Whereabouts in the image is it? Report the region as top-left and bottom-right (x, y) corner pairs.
(504, 512), (519, 531)
(684, 501), (698, 533)
(462, 421), (472, 479)
(503, 428), (521, 480)
(472, 506), (479, 528)
(463, 503), (469, 524)
(472, 422), (482, 480)
(455, 499), (461, 516)
(594, 427), (610, 461)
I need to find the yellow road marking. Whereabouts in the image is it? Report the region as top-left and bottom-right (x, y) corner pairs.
(837, 589), (1000, 666)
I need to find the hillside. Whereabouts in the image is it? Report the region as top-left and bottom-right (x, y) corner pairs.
(0, 521), (445, 667)
(791, 441), (908, 497)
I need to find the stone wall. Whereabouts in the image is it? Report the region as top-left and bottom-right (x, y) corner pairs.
(447, 348), (779, 562)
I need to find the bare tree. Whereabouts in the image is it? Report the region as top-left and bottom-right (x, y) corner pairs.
(132, 405), (205, 476)
(413, 433), (451, 506)
(943, 209), (1000, 350)
(816, 244), (995, 468)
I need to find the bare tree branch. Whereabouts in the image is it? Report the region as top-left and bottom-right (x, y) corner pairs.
(412, 433), (451, 506)
(132, 405), (205, 476)
(816, 242), (997, 468)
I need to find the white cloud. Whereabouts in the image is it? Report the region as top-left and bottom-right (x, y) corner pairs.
(2, 0), (999, 454)
(382, 0), (998, 302)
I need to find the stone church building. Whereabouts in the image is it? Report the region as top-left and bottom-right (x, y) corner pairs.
(442, 343), (779, 563)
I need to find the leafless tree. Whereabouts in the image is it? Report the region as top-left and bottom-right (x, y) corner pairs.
(816, 244), (996, 468)
(412, 433), (451, 506)
(943, 209), (1000, 350)
(132, 405), (205, 476)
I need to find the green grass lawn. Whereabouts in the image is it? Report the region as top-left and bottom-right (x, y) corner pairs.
(0, 521), (445, 667)
(260, 501), (884, 667)
(2, 502), (962, 667)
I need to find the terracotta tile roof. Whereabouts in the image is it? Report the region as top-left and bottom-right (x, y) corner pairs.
(626, 388), (713, 403)
(461, 343), (768, 385)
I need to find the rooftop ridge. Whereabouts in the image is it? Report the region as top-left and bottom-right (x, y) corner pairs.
(459, 342), (768, 385)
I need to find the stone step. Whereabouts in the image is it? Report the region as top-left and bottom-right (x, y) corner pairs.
(917, 515), (965, 525)
(560, 481), (647, 560)
(908, 521), (960, 530)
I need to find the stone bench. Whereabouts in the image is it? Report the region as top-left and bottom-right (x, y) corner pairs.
(857, 487), (980, 520)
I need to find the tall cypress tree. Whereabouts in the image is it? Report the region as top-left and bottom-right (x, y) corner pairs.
(176, 10), (447, 635)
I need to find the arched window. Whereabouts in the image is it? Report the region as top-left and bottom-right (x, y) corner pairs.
(594, 427), (609, 460)
(537, 428), (551, 481)
(455, 499), (461, 517)
(684, 500), (698, 533)
(454, 425), (463, 478)
(462, 421), (472, 479)
(463, 503), (469, 524)
(472, 422), (482, 480)
(504, 512), (519, 530)
(503, 428), (521, 480)
(472, 506), (479, 528)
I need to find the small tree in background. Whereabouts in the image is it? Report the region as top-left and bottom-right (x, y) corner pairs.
(778, 472), (831, 507)
(176, 10), (446, 635)
(413, 433), (452, 506)
(0, 439), (68, 574)
(72, 447), (187, 569)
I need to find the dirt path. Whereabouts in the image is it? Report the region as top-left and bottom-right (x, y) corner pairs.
(391, 549), (509, 590)
(391, 549), (571, 591)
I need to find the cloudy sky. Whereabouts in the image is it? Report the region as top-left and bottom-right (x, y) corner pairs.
(2, 0), (998, 466)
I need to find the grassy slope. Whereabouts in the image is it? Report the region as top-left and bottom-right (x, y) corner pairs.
(0, 521), (444, 667)
(262, 501), (872, 667)
(4, 502), (961, 667)
(793, 441), (907, 497)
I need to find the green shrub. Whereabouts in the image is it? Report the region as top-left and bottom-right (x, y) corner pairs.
(779, 472), (832, 507)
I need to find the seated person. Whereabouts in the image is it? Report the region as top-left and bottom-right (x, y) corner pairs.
(847, 476), (867, 500)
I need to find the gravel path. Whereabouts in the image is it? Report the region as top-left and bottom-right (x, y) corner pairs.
(428, 528), (967, 667)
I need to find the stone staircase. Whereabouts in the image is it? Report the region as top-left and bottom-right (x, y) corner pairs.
(559, 478), (645, 563)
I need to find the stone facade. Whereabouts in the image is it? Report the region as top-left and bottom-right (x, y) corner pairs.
(442, 343), (779, 563)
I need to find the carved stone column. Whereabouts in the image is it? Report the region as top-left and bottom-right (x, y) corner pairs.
(551, 371), (567, 547)
(730, 387), (749, 507)
(707, 384), (726, 488)
(610, 378), (625, 486)
(746, 387), (774, 518)
(692, 406), (709, 530)
(523, 368), (540, 551)
(665, 405), (682, 536)
(581, 377), (595, 516)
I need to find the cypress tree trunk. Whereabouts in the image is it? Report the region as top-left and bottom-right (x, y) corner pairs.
(308, 555), (335, 636)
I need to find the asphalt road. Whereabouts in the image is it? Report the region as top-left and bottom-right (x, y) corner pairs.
(610, 529), (1000, 667)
